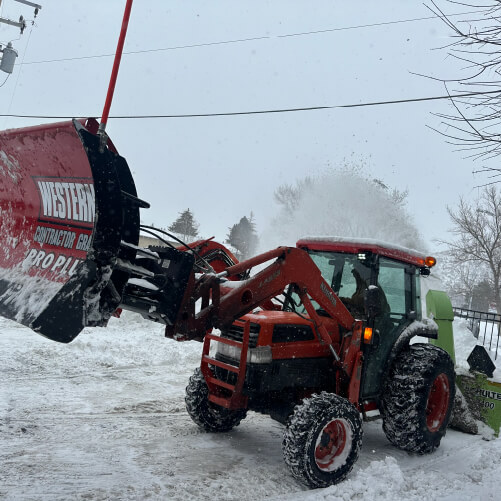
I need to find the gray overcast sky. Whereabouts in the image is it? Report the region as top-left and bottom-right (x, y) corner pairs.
(0, 1), (487, 250)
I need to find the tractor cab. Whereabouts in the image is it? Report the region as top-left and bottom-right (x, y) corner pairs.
(294, 237), (432, 321)
(294, 237), (436, 399)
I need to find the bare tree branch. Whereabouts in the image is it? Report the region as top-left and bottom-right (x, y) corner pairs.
(431, 1), (501, 164)
(441, 185), (501, 310)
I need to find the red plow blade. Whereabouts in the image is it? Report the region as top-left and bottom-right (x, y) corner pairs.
(0, 118), (142, 342)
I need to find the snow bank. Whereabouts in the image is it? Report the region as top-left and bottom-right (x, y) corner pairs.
(276, 443), (501, 501)
(454, 318), (481, 370)
(453, 318), (501, 380)
(0, 310), (202, 378)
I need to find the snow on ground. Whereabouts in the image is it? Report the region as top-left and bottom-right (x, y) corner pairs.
(1, 313), (500, 500)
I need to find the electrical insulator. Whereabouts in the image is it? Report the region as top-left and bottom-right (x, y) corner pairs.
(0, 43), (18, 74)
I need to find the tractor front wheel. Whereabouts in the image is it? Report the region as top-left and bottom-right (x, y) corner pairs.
(185, 368), (247, 432)
(283, 392), (363, 488)
(381, 343), (455, 454)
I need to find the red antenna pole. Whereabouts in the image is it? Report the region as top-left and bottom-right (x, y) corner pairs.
(99, 0), (134, 136)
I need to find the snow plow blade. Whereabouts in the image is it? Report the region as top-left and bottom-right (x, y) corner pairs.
(0, 119), (144, 343)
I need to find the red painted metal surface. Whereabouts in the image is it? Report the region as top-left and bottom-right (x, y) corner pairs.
(201, 320), (250, 410)
(296, 238), (429, 267)
(239, 310), (341, 360)
(315, 419), (348, 471)
(347, 350), (364, 406)
(0, 120), (96, 282)
(185, 238), (239, 274)
(0, 117), (140, 343)
(426, 372), (451, 432)
(100, 0), (134, 130)
(173, 246), (355, 340)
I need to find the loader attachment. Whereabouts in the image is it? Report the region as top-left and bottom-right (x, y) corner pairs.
(0, 118), (143, 343)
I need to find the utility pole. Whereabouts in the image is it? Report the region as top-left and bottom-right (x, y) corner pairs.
(0, 0), (41, 74)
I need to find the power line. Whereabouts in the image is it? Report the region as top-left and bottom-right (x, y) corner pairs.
(20, 10), (480, 66)
(3, 22), (34, 130)
(0, 72), (9, 88)
(1, 89), (498, 120)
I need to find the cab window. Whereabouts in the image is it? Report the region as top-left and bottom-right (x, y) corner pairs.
(377, 257), (411, 318)
(285, 251), (372, 315)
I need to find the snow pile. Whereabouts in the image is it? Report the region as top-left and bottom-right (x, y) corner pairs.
(1, 311), (202, 378)
(0, 266), (63, 324)
(281, 444), (501, 501)
(453, 317), (501, 380)
(454, 318), (480, 370)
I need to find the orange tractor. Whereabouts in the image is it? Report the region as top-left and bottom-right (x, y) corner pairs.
(0, 118), (455, 487)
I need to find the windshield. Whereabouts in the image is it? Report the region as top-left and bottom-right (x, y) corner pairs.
(285, 250), (373, 316)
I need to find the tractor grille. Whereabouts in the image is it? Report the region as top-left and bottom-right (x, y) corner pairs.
(272, 324), (315, 343)
(220, 322), (260, 348)
(214, 353), (239, 386)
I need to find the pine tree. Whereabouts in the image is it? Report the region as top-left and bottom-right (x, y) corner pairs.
(168, 208), (199, 242)
(226, 214), (258, 260)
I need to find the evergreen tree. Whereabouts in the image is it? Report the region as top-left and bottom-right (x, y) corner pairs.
(470, 280), (495, 312)
(226, 214), (258, 260)
(168, 208), (199, 242)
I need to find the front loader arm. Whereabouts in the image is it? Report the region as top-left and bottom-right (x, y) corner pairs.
(167, 246), (355, 346)
(167, 245), (364, 403)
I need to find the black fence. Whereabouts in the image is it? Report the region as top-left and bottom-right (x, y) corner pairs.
(453, 307), (500, 360)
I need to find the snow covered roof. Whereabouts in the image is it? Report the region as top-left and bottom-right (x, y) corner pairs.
(296, 236), (431, 267)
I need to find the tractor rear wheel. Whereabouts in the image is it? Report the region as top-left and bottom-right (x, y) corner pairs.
(283, 392), (363, 488)
(381, 343), (455, 454)
(185, 368), (247, 432)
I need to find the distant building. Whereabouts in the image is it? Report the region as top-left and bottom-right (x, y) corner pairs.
(138, 235), (176, 248)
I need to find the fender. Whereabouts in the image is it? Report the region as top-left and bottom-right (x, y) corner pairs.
(381, 319), (439, 393)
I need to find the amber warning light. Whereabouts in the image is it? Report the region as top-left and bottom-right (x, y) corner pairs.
(363, 327), (373, 344)
(425, 256), (436, 267)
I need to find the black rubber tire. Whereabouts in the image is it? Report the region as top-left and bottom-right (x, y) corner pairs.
(380, 343), (455, 454)
(185, 368), (247, 432)
(283, 392), (363, 488)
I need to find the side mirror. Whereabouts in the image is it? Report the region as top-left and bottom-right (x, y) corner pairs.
(364, 286), (382, 318)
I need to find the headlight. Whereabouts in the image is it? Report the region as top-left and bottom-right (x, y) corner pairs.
(248, 346), (273, 364)
(216, 343), (272, 364)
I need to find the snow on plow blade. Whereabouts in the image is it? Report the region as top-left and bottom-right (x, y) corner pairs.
(0, 119), (142, 343)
